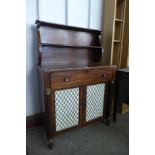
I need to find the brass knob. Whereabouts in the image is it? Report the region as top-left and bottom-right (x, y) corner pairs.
(102, 74), (107, 78)
(45, 88), (51, 96)
(64, 77), (70, 82)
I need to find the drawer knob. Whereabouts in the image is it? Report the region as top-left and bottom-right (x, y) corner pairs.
(64, 77), (70, 82)
(102, 74), (107, 78)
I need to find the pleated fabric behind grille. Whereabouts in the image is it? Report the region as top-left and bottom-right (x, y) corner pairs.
(55, 88), (79, 131)
(86, 83), (105, 121)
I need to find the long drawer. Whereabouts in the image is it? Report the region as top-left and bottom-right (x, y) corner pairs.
(50, 68), (114, 89)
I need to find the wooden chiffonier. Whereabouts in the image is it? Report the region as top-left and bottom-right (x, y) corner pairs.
(36, 20), (117, 149)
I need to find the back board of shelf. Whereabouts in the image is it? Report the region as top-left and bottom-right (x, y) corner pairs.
(36, 20), (103, 67)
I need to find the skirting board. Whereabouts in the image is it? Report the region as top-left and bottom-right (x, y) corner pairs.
(26, 113), (45, 128)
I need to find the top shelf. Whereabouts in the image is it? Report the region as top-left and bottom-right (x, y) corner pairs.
(36, 20), (102, 34)
(41, 43), (102, 49)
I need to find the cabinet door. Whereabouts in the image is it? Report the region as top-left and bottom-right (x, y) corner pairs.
(55, 87), (79, 132)
(86, 83), (105, 122)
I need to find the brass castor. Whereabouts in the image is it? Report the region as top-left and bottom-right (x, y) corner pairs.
(106, 117), (111, 126)
(47, 139), (54, 149)
(106, 120), (110, 126)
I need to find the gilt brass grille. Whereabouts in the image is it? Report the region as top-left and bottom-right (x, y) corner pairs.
(55, 88), (79, 131)
(86, 83), (105, 122)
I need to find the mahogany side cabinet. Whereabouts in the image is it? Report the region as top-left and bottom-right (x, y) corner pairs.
(36, 20), (117, 149)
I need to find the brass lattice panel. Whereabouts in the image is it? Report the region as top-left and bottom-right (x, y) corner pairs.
(55, 88), (79, 131)
(86, 83), (105, 121)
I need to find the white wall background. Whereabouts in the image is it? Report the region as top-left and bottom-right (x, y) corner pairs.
(26, 0), (104, 116)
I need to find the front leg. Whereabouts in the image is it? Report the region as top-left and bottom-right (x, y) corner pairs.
(106, 81), (115, 125)
(44, 88), (55, 149)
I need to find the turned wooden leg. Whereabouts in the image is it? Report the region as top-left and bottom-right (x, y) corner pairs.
(106, 81), (114, 125)
(105, 117), (111, 126)
(45, 114), (54, 149)
(113, 77), (119, 122)
(44, 87), (55, 149)
(46, 125), (54, 149)
(103, 81), (114, 125)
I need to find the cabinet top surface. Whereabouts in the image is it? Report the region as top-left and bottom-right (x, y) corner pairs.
(38, 63), (117, 72)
